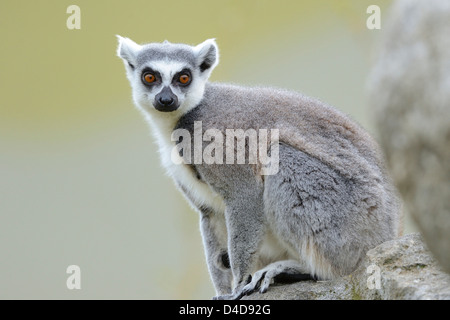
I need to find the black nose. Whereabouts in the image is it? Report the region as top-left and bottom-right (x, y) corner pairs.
(154, 86), (179, 112)
(159, 96), (174, 106)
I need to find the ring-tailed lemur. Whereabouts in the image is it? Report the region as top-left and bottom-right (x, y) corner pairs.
(117, 36), (401, 300)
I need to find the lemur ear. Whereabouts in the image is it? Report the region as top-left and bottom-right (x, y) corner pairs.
(194, 39), (219, 73)
(116, 35), (142, 69)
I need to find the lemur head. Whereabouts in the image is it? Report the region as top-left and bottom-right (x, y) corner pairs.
(117, 36), (219, 116)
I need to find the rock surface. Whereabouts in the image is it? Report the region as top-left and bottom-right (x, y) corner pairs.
(243, 233), (450, 300)
(368, 0), (450, 272)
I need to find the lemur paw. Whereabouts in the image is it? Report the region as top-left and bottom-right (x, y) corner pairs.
(240, 260), (316, 296)
(212, 293), (240, 300)
(213, 289), (248, 300)
(212, 275), (252, 300)
(241, 269), (272, 295)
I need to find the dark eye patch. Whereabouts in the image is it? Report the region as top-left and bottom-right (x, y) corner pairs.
(172, 68), (192, 87)
(140, 67), (162, 86)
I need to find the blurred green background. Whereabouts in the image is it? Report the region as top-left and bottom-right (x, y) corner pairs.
(0, 0), (405, 299)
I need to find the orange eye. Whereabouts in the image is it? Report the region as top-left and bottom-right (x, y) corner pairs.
(143, 73), (156, 83)
(179, 74), (190, 84)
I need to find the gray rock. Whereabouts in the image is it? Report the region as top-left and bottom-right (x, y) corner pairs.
(368, 0), (450, 272)
(243, 234), (450, 300)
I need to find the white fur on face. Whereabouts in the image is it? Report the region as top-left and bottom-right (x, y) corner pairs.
(148, 60), (186, 85)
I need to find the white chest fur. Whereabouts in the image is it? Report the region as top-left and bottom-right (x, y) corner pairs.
(147, 115), (226, 214)
(168, 158), (226, 214)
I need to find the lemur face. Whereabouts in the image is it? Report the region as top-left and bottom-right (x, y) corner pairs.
(117, 37), (219, 116)
(136, 59), (195, 113)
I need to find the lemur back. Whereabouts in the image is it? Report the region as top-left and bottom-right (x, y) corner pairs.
(117, 37), (401, 299)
